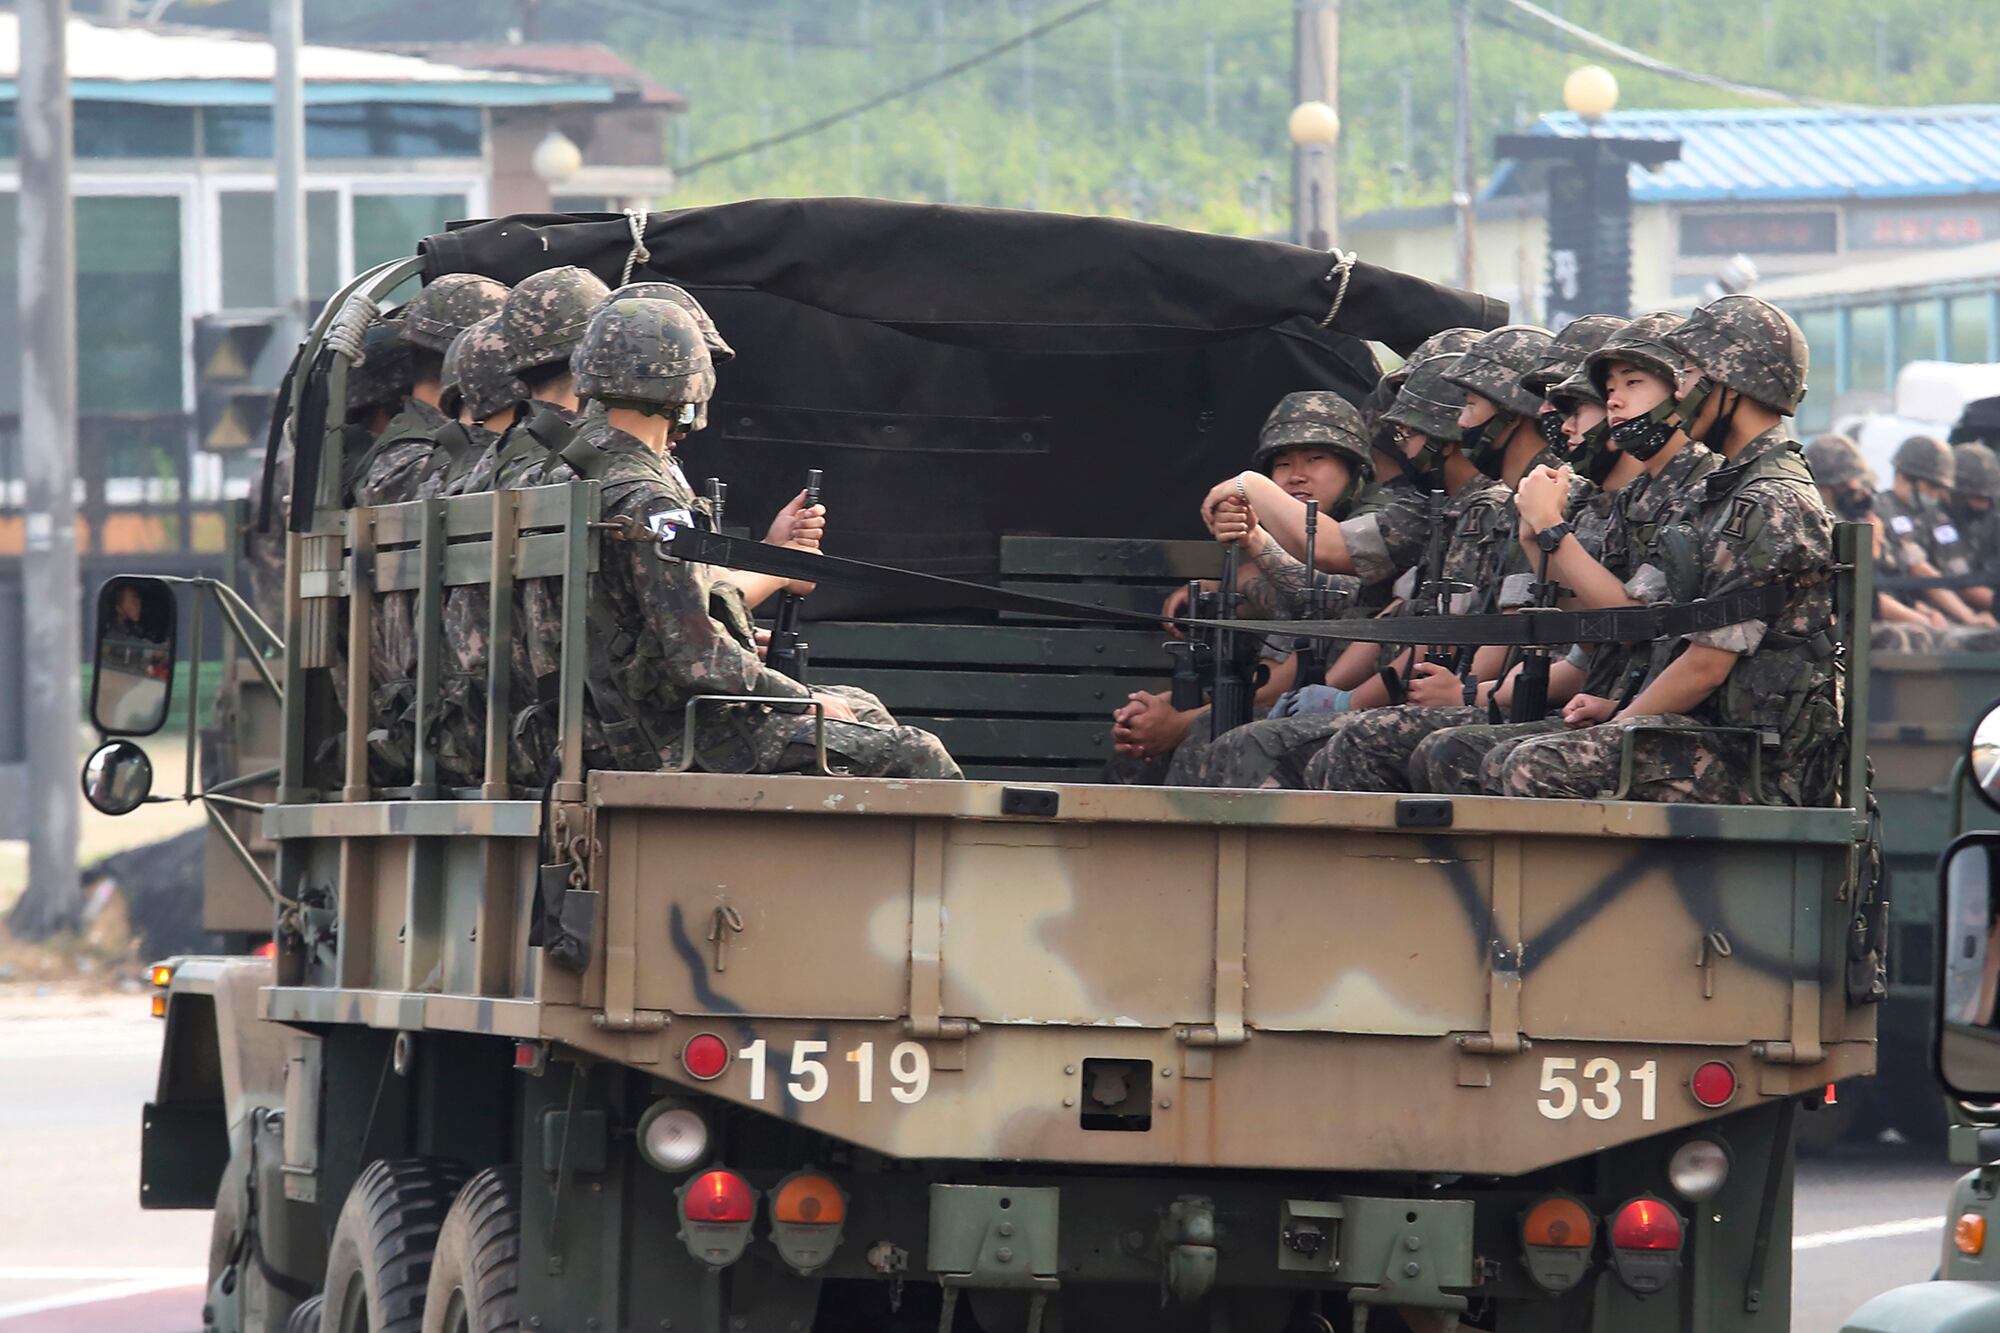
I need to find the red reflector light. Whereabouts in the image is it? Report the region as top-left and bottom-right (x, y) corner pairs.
(682, 1034), (730, 1081)
(1690, 1061), (1736, 1109)
(683, 1169), (755, 1224)
(253, 940), (277, 960)
(1611, 1197), (1684, 1252)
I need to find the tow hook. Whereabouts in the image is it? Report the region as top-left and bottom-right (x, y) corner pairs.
(1160, 1195), (1219, 1304)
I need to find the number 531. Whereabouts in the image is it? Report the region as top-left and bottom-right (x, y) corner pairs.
(1537, 1056), (1657, 1122)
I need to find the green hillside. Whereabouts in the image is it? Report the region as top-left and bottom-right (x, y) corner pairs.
(269, 0), (2000, 234)
(639, 0), (2000, 233)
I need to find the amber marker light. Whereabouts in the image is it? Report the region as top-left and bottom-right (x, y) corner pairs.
(149, 964), (173, 988)
(1957, 1213), (1988, 1257)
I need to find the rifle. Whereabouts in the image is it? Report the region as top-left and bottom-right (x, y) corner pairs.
(1166, 579), (1212, 712)
(1208, 542), (1260, 738)
(1290, 500), (1329, 690)
(1507, 541), (1560, 723)
(704, 477), (727, 531)
(1380, 487), (1461, 705)
(766, 468), (824, 683)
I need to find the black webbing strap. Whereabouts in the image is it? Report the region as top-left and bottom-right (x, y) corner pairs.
(647, 525), (1796, 649)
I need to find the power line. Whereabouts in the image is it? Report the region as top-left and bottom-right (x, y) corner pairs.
(676, 0), (1113, 176)
(1491, 0), (1868, 111)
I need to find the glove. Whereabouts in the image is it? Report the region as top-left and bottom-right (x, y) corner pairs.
(1269, 685), (1348, 719)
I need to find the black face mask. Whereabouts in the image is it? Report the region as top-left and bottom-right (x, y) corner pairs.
(1833, 487), (1874, 521)
(1461, 413), (1516, 478)
(1698, 386), (1742, 452)
(1610, 414), (1677, 462)
(1534, 410), (1570, 453)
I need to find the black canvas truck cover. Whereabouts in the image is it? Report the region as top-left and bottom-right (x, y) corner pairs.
(420, 198), (1507, 617)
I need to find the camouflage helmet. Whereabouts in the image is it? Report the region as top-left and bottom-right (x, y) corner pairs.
(572, 298), (715, 409)
(1893, 433), (1955, 487)
(496, 266), (611, 375)
(1251, 391), (1372, 485)
(1384, 327), (1482, 390)
(1585, 312), (1689, 395)
(1544, 366), (1605, 412)
(446, 314), (528, 423)
(344, 316), (413, 413)
(1803, 433), (1873, 490)
(402, 273), (510, 355)
(1663, 294), (1808, 416)
(1524, 314), (1625, 395)
(1955, 442), (2000, 500)
(1443, 324), (1555, 418)
(610, 282), (736, 364)
(1381, 353), (1466, 441)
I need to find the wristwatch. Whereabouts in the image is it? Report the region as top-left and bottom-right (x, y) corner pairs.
(1535, 521), (1573, 554)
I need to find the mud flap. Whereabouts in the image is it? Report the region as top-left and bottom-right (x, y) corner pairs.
(141, 1099), (228, 1209)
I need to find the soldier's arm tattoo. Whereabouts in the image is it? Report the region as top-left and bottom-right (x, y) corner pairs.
(1248, 535), (1350, 618)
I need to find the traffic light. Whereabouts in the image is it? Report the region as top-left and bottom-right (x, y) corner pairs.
(194, 313), (281, 453)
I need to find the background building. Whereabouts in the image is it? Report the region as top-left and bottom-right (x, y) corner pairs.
(1348, 106), (2000, 372)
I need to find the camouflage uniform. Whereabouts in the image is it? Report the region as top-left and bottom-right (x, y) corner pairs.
(1175, 474), (1510, 791)
(1877, 435), (1975, 579)
(1497, 295), (1839, 805)
(1105, 393), (1366, 787)
(1411, 441), (1720, 794)
(571, 298), (959, 779)
(428, 315), (534, 786)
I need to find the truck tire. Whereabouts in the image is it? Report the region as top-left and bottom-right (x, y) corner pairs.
(319, 1159), (467, 1333)
(420, 1168), (521, 1333)
(286, 1296), (324, 1333)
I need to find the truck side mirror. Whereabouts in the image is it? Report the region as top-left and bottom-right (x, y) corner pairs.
(89, 576), (177, 738)
(80, 739), (153, 816)
(1937, 832), (2000, 1099)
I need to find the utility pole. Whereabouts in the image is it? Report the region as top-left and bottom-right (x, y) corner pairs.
(15, 0), (80, 939)
(1452, 0), (1476, 291)
(1291, 0), (1340, 249)
(272, 0), (307, 349)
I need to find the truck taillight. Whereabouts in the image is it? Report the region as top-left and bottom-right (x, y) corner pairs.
(769, 1170), (848, 1274)
(681, 1033), (730, 1081)
(676, 1167), (757, 1270)
(1689, 1061), (1736, 1108)
(1519, 1195), (1595, 1293)
(1609, 1196), (1684, 1295)
(683, 1168), (756, 1224)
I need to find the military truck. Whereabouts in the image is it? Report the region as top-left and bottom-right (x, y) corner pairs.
(1848, 650), (2000, 1147)
(103, 202), (1881, 1332)
(1839, 810), (2000, 1331)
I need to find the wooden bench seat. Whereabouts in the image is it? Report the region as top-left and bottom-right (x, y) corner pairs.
(807, 536), (1225, 781)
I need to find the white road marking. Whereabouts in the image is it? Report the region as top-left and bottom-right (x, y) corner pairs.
(0, 1275), (202, 1321)
(1793, 1216), (1946, 1252)
(0, 1267), (206, 1283)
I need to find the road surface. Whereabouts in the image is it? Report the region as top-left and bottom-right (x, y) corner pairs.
(0, 989), (1973, 1330)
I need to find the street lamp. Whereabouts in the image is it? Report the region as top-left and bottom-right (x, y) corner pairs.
(1287, 99), (1340, 250)
(531, 127), (584, 187)
(1562, 65), (1620, 126)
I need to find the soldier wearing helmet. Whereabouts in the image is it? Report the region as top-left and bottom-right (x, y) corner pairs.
(347, 274), (509, 508)
(421, 314), (529, 500)
(1803, 433), (1963, 654)
(489, 266), (612, 489)
(1108, 392), (1367, 784)
(1495, 294), (1844, 806)
(1952, 442), (2000, 602)
(1178, 357), (1519, 791)
(565, 297), (959, 779)
(1444, 324), (1556, 484)
(1875, 433), (1997, 627)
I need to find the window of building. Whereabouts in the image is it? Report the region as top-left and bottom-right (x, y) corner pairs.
(201, 104), (482, 159)
(76, 103), (197, 158)
(76, 195), (185, 416)
(0, 103), (197, 158)
(1949, 294), (1993, 362)
(1848, 304), (1889, 396)
(218, 190), (343, 310)
(1795, 308), (1838, 434)
(352, 193), (467, 273)
(1898, 301), (1942, 367)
